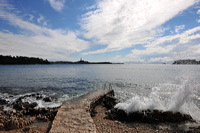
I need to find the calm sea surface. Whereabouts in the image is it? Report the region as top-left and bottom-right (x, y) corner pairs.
(0, 64), (200, 109)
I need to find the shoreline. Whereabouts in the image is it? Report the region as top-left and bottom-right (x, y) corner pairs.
(0, 89), (200, 133)
(0, 105), (58, 133)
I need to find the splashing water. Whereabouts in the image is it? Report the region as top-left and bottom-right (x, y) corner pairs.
(115, 79), (200, 121)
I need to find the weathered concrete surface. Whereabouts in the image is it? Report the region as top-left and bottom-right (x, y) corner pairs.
(50, 89), (114, 133)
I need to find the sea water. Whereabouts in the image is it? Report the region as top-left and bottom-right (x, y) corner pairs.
(0, 64), (200, 121)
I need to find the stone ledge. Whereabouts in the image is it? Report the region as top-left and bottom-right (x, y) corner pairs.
(50, 89), (114, 133)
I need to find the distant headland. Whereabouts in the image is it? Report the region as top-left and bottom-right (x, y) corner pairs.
(0, 55), (122, 65)
(172, 59), (200, 65)
(51, 58), (123, 64)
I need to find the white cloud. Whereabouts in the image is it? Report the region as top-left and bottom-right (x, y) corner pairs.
(148, 57), (173, 63)
(128, 45), (176, 59)
(37, 15), (44, 23)
(110, 55), (146, 64)
(127, 26), (200, 63)
(197, 9), (200, 23)
(37, 15), (47, 26)
(0, 31), (89, 60)
(197, 9), (200, 14)
(48, 0), (65, 12)
(81, 0), (198, 54)
(0, 1), (89, 60)
(175, 25), (185, 33)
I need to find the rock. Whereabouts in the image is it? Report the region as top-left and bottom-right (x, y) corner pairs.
(0, 106), (4, 110)
(36, 95), (43, 100)
(0, 98), (7, 105)
(106, 108), (194, 123)
(13, 101), (23, 110)
(106, 108), (127, 121)
(36, 115), (48, 122)
(23, 127), (30, 132)
(102, 96), (117, 109)
(35, 93), (43, 100)
(12, 98), (38, 110)
(0, 122), (3, 129)
(31, 94), (36, 97)
(3, 117), (19, 130)
(43, 97), (52, 102)
(27, 102), (38, 109)
(0, 98), (58, 131)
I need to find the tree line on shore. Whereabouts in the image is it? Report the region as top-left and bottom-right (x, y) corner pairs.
(0, 55), (115, 65)
(172, 59), (200, 65)
(0, 55), (49, 64)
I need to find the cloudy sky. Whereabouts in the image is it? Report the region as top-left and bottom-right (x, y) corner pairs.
(0, 0), (200, 63)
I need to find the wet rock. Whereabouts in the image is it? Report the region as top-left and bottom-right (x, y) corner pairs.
(106, 108), (127, 121)
(102, 96), (117, 109)
(12, 98), (38, 110)
(0, 106), (4, 110)
(107, 108), (194, 123)
(36, 95), (43, 100)
(0, 98), (8, 105)
(27, 102), (38, 109)
(43, 97), (52, 102)
(35, 93), (43, 100)
(12, 100), (23, 110)
(31, 93), (36, 97)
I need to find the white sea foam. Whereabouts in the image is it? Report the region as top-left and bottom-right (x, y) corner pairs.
(0, 92), (71, 109)
(44, 94), (70, 108)
(22, 93), (70, 108)
(115, 80), (200, 121)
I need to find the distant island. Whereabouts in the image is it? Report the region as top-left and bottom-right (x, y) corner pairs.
(0, 55), (49, 64)
(172, 59), (200, 65)
(0, 55), (122, 65)
(51, 58), (123, 64)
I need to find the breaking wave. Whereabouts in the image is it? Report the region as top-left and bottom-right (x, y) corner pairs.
(115, 79), (200, 121)
(0, 91), (70, 110)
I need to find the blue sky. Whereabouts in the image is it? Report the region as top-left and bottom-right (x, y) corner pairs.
(0, 0), (200, 63)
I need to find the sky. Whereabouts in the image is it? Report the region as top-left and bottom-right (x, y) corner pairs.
(0, 0), (200, 63)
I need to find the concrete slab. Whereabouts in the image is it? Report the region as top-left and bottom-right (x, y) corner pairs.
(50, 89), (114, 133)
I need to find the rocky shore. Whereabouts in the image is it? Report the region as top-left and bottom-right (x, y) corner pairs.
(93, 105), (200, 133)
(0, 89), (200, 133)
(92, 93), (200, 133)
(0, 94), (58, 133)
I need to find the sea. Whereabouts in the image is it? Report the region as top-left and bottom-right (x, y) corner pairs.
(0, 64), (200, 121)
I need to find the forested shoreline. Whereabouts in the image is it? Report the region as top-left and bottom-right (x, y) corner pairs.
(172, 59), (200, 65)
(0, 55), (116, 65)
(0, 55), (49, 64)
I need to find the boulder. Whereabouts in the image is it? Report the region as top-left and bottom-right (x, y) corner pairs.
(102, 96), (117, 109)
(43, 97), (52, 102)
(0, 98), (7, 105)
